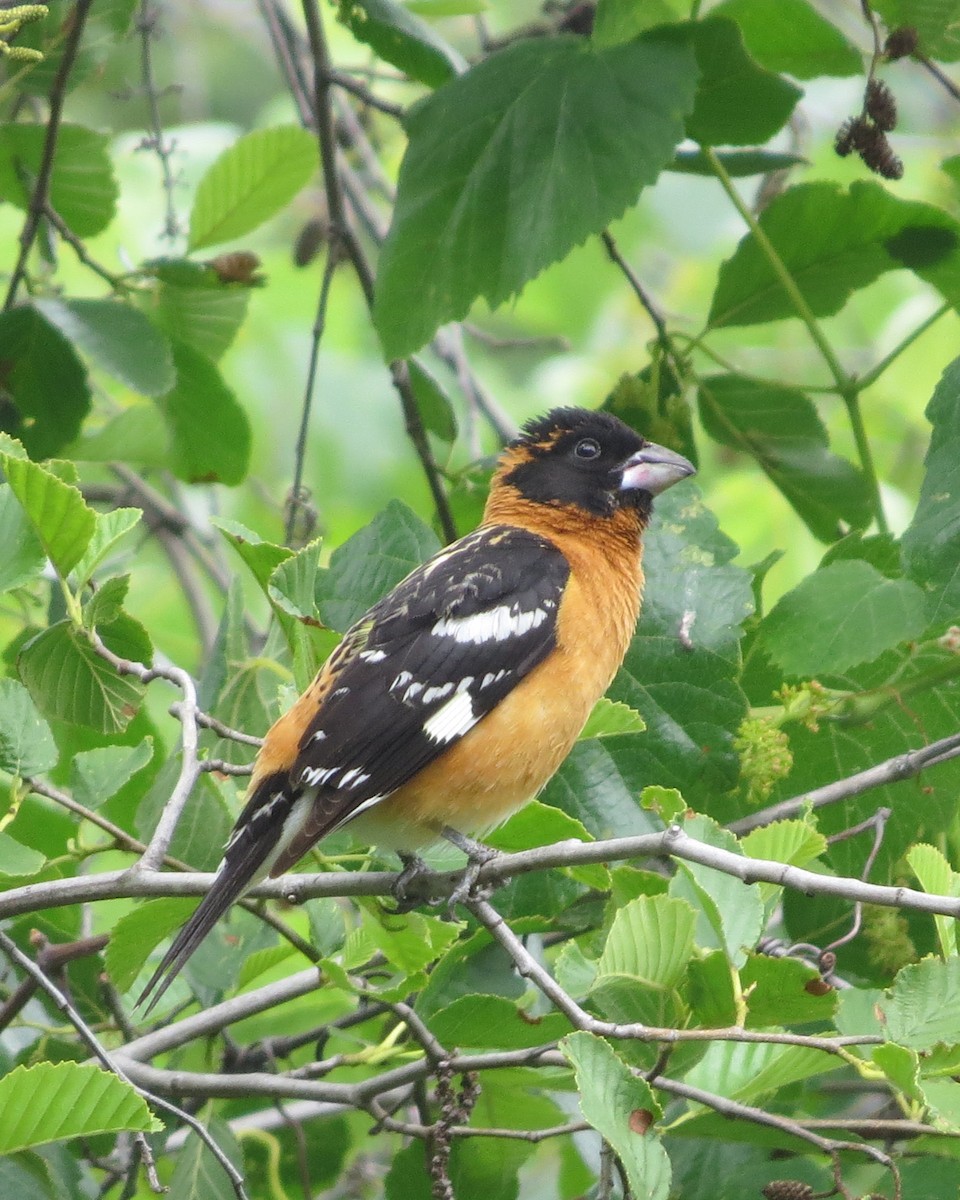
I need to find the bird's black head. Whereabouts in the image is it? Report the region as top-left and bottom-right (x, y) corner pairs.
(500, 407), (695, 518)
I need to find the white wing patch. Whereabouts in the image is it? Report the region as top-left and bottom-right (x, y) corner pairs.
(423, 690), (477, 743)
(432, 603), (550, 645)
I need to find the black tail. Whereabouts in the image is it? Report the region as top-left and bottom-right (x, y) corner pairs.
(137, 778), (298, 1014)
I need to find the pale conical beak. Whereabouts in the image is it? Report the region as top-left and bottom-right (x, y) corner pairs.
(619, 442), (696, 496)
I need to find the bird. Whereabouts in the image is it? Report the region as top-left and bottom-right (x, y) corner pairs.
(138, 406), (695, 1012)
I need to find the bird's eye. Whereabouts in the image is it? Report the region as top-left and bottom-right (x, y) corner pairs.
(574, 437), (601, 460)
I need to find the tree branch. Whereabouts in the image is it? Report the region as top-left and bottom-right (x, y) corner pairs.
(729, 729), (960, 834)
(8, 821), (960, 925)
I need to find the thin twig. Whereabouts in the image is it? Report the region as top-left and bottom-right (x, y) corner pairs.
(729, 729), (960, 833)
(87, 631), (200, 871)
(4, 0), (95, 311)
(298, 0), (457, 541)
(190, 706), (265, 747)
(43, 202), (124, 289)
(656, 1075), (901, 1196)
(917, 54), (960, 103)
(328, 68), (403, 117)
(285, 247), (338, 545)
(466, 896), (871, 1060)
(136, 0), (180, 238)
(823, 807), (891, 955)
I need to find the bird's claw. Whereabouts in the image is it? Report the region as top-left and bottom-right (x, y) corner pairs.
(387, 852), (440, 914)
(441, 827), (499, 915)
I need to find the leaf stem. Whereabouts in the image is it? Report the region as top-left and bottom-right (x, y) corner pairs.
(857, 301), (952, 391)
(843, 389), (888, 533)
(705, 147), (888, 534)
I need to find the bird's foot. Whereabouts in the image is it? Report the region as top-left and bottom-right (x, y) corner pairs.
(387, 851), (437, 914)
(442, 826), (499, 913)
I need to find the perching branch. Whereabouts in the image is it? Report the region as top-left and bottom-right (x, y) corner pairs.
(9, 818), (960, 925)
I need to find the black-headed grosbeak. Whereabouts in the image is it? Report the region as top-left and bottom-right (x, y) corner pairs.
(139, 406), (694, 1010)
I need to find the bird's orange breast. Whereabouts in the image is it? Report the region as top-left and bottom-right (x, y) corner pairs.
(354, 510), (644, 849)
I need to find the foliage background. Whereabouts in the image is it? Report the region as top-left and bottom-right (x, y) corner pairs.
(1, 1), (960, 1198)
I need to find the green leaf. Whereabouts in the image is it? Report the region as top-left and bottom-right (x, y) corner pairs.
(70, 740), (153, 812)
(0, 306), (92, 459)
(0, 678), (57, 777)
(0, 486), (45, 594)
(669, 815), (764, 968)
(106, 898), (196, 992)
(879, 958), (960, 1050)
(919, 1078), (960, 1131)
(72, 509), (143, 590)
(871, 1042), (923, 1103)
(316, 499), (441, 631)
(907, 843), (958, 958)
(34, 299), (174, 398)
(82, 575), (130, 630)
(640, 785), (686, 823)
(159, 342), (251, 485)
(0, 1063), (161, 1153)
(345, 909), (458, 978)
(902, 356), (960, 625)
(555, 940), (599, 999)
(760, 560), (929, 676)
(769, 640), (960, 881)
(606, 486), (753, 807)
(872, 0), (960, 61)
(408, 358), (458, 443)
(596, 894), (697, 989)
(338, 0), (466, 86)
(741, 819), (826, 905)
(684, 1039), (841, 1103)
(740, 953), (838, 1027)
(592, 0), (688, 45)
(0, 832), (46, 878)
(18, 621), (144, 733)
(427, 995), (572, 1049)
(214, 517), (293, 593)
(561, 1032), (671, 1200)
(267, 539), (324, 623)
(0, 124), (117, 236)
(488, 798), (593, 852)
(140, 258), (251, 361)
(821, 531), (904, 578)
(686, 949), (737, 1027)
(580, 698), (645, 739)
(374, 31), (698, 358)
(168, 1122), (241, 1200)
(710, 0), (861, 78)
(668, 148), (806, 176)
(188, 125), (318, 252)
(698, 374), (872, 541)
(686, 18), (802, 148)
(0, 453), (95, 578)
(709, 181), (960, 328)
(66, 404), (170, 469)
